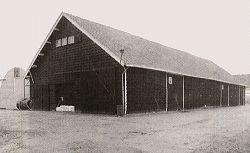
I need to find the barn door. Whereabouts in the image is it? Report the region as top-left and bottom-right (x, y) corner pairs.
(221, 84), (228, 107)
(167, 74), (183, 111)
(55, 83), (75, 107)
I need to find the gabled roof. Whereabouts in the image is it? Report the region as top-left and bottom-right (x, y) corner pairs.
(25, 12), (245, 86)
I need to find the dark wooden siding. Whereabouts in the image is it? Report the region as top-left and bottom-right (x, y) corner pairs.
(229, 84), (239, 106)
(30, 16), (123, 114)
(240, 86), (244, 105)
(29, 16), (246, 114)
(183, 77), (232, 109)
(125, 67), (246, 113)
(167, 74), (183, 111)
(127, 67), (166, 113)
(221, 84), (229, 107)
(79, 68), (119, 113)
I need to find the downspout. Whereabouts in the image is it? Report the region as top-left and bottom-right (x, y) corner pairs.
(121, 66), (128, 115)
(120, 49), (128, 116)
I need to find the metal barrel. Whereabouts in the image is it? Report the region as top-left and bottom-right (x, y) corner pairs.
(16, 99), (32, 110)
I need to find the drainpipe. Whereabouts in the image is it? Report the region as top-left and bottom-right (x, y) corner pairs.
(120, 49), (128, 116)
(121, 67), (128, 115)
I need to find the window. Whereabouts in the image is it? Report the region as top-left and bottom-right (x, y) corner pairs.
(68, 36), (75, 44)
(62, 37), (67, 46)
(56, 36), (74, 47)
(55, 39), (61, 47)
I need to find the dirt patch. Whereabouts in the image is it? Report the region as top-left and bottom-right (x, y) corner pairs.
(192, 128), (250, 153)
(1, 105), (250, 152)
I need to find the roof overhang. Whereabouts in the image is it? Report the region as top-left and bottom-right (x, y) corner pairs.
(127, 64), (247, 86)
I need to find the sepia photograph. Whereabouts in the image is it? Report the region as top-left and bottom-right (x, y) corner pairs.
(0, 0), (250, 152)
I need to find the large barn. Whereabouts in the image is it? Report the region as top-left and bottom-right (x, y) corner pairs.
(25, 12), (246, 115)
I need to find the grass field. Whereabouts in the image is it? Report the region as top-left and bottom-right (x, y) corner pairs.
(1, 105), (250, 153)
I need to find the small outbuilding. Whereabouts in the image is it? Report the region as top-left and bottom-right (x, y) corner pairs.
(0, 67), (29, 109)
(25, 12), (246, 115)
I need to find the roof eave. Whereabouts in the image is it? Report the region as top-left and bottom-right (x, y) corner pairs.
(127, 64), (247, 86)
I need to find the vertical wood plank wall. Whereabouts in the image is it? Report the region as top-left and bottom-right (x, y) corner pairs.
(30, 17), (123, 114)
(127, 68), (166, 113)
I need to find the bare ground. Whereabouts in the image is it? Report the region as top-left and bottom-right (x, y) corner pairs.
(1, 105), (250, 153)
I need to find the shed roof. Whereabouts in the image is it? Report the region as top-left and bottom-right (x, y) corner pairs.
(25, 12), (245, 86)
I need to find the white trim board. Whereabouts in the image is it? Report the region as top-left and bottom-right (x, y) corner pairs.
(126, 64), (247, 87)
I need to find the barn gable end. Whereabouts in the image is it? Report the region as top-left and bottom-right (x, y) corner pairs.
(29, 15), (123, 113)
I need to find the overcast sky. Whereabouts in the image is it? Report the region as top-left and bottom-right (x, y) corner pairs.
(0, 0), (249, 77)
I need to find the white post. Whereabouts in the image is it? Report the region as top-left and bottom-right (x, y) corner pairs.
(239, 87), (240, 105)
(122, 73), (124, 115)
(124, 71), (127, 115)
(182, 76), (185, 111)
(228, 85), (230, 106)
(24, 78), (25, 99)
(166, 73), (168, 111)
(220, 84), (222, 107)
(121, 68), (128, 116)
(244, 87), (245, 105)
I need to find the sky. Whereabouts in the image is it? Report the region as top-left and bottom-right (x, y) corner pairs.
(0, 0), (249, 78)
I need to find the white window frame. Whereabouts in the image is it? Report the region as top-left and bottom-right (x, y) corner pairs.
(68, 36), (75, 44)
(169, 77), (172, 84)
(62, 37), (67, 46)
(55, 39), (61, 47)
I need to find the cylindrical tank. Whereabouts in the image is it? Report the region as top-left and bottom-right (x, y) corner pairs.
(0, 67), (30, 109)
(16, 98), (32, 110)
